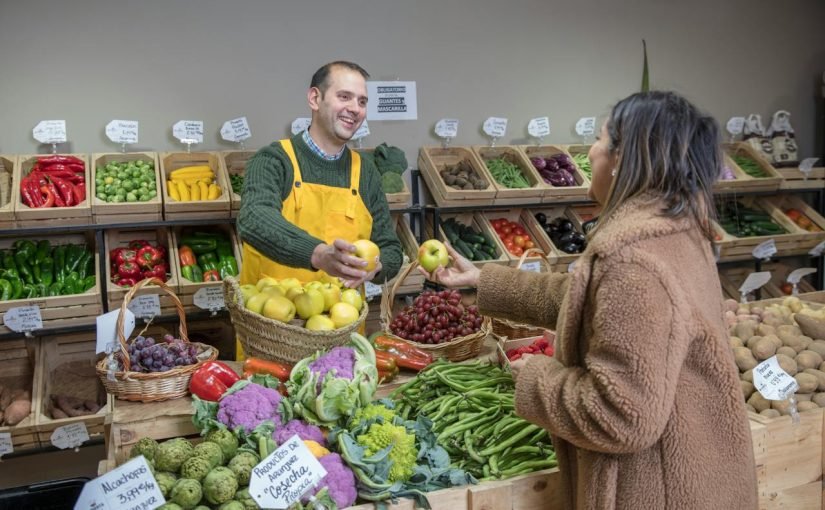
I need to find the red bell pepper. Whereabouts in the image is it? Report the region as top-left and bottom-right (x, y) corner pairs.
(136, 245), (162, 269)
(178, 245), (197, 267)
(115, 277), (137, 288)
(372, 335), (433, 371)
(113, 248), (137, 265)
(142, 263), (167, 281)
(156, 244), (168, 261)
(202, 269), (220, 282)
(374, 350), (398, 372)
(189, 361), (241, 401)
(117, 261), (141, 279)
(129, 240), (151, 250)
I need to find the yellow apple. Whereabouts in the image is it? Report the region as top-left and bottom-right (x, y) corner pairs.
(240, 284), (259, 303)
(319, 283), (342, 312)
(279, 277), (302, 292)
(341, 288), (363, 312)
(329, 302), (360, 328)
(260, 285), (286, 297)
(244, 293), (270, 314)
(352, 239), (380, 272)
(294, 289), (325, 320)
(320, 273), (344, 288)
(256, 276), (280, 291)
(305, 314), (336, 331)
(304, 281), (324, 292)
(261, 295), (296, 323)
(286, 286), (305, 301)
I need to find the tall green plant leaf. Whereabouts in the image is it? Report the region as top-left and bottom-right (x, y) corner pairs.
(641, 39), (650, 93)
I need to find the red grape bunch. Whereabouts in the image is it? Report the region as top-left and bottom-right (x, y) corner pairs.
(122, 334), (200, 373)
(389, 289), (483, 344)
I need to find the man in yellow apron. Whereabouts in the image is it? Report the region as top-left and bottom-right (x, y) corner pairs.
(236, 61), (403, 358)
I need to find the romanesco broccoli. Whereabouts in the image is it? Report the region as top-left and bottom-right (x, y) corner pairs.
(357, 422), (416, 482)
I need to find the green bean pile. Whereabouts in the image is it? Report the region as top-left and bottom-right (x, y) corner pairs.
(391, 360), (556, 481)
(572, 153), (591, 180)
(485, 158), (531, 188)
(732, 155), (768, 178)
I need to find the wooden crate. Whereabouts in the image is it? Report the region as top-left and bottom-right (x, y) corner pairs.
(384, 214), (424, 296)
(528, 206), (586, 272)
(0, 338), (40, 452)
(90, 152), (162, 224)
(714, 196), (809, 261)
(171, 224), (242, 313)
(425, 212), (510, 268)
(764, 194), (825, 251)
(34, 332), (112, 444)
(715, 154), (754, 193)
(749, 408), (824, 510)
(0, 232), (102, 334)
(719, 262), (817, 301)
(472, 145), (546, 205)
(562, 144), (593, 183)
(13, 154), (92, 227)
(477, 209), (555, 267)
(220, 149), (256, 218)
(723, 142), (783, 193)
(520, 145), (590, 202)
(159, 152), (231, 220)
(103, 227), (180, 314)
(356, 147), (413, 210)
(418, 147), (496, 207)
(777, 166), (825, 190)
(0, 155), (16, 229)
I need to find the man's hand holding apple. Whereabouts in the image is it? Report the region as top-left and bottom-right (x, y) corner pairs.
(311, 238), (382, 289)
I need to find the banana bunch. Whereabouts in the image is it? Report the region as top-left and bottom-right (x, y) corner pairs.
(166, 165), (222, 201)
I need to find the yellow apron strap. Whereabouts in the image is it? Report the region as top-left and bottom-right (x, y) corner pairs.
(347, 150), (361, 219)
(281, 139), (304, 210)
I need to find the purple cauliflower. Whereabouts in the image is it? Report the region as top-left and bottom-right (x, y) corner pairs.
(216, 382), (282, 433)
(274, 419), (326, 446)
(309, 346), (355, 385)
(306, 453), (357, 509)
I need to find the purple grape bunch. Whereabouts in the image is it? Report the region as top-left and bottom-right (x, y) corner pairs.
(122, 334), (200, 373)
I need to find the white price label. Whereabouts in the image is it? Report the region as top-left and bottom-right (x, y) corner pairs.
(194, 286), (226, 311)
(799, 157), (820, 177)
(787, 267), (817, 285)
(520, 261), (541, 273)
(352, 120), (370, 140)
(574, 117), (596, 136)
(291, 117), (312, 135)
(811, 240), (825, 257)
(3, 305), (43, 333)
(250, 435), (327, 509)
(96, 308), (136, 354)
(567, 260), (578, 273)
(127, 295), (161, 319)
(172, 120), (204, 144)
(434, 118), (459, 139)
(105, 120), (139, 145)
(527, 117), (550, 138)
(738, 271), (772, 298)
(482, 117), (508, 139)
(726, 116), (746, 136)
(51, 422), (90, 449)
(364, 281), (382, 301)
(33, 120), (67, 144)
(74, 456), (165, 510)
(752, 239), (777, 260)
(220, 116), (251, 143)
(754, 355), (799, 401)
(0, 432), (13, 458)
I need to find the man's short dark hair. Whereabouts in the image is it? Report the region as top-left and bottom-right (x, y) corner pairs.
(310, 61), (369, 95)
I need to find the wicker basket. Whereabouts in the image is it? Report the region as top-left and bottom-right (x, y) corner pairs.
(380, 261), (490, 362)
(95, 278), (218, 402)
(224, 276), (368, 364)
(492, 249), (553, 340)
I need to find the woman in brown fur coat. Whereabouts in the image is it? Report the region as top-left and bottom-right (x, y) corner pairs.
(425, 91), (758, 509)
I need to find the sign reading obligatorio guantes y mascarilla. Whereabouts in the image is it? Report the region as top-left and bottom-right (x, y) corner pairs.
(366, 81), (418, 121)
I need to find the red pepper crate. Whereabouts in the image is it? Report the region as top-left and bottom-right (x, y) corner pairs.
(103, 227), (181, 315)
(0, 155), (16, 229)
(91, 152), (162, 224)
(0, 338), (41, 453)
(13, 154), (92, 227)
(219, 150), (256, 219)
(171, 224), (242, 313)
(159, 152), (231, 220)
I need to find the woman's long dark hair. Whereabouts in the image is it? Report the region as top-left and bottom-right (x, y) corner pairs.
(594, 91), (720, 242)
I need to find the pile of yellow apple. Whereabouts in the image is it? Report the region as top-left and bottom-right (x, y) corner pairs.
(239, 274), (363, 330)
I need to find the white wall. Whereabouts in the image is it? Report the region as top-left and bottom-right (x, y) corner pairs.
(1, 0), (824, 161)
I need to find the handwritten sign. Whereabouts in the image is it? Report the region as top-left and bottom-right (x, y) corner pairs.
(434, 119), (459, 139)
(520, 261), (541, 273)
(574, 117), (596, 136)
(726, 116), (745, 136)
(527, 117), (550, 138)
(291, 117), (312, 135)
(127, 295), (161, 320)
(51, 422), (90, 449)
(33, 120), (67, 144)
(74, 456), (164, 510)
(799, 157), (820, 178)
(106, 120), (139, 145)
(3, 305), (43, 333)
(754, 356), (799, 400)
(220, 116), (251, 143)
(752, 239), (777, 260)
(0, 433), (12, 458)
(482, 117), (508, 139)
(788, 267), (817, 285)
(249, 435), (327, 509)
(194, 287), (226, 311)
(810, 240), (825, 257)
(364, 281), (382, 301)
(96, 308), (136, 354)
(172, 120), (204, 144)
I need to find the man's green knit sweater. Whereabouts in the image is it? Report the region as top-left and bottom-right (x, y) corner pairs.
(237, 133), (402, 283)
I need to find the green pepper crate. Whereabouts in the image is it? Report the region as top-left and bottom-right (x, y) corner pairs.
(13, 154), (93, 227)
(0, 338), (42, 453)
(171, 224), (242, 313)
(103, 227), (181, 315)
(159, 151), (231, 220)
(0, 232), (103, 334)
(472, 145), (547, 205)
(32, 331), (113, 445)
(356, 147), (412, 211)
(0, 155), (16, 229)
(91, 152), (163, 224)
(219, 149), (256, 219)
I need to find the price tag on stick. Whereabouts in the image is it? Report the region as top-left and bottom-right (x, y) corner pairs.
(0, 432), (13, 458)
(754, 355), (799, 400)
(220, 116), (252, 144)
(787, 267), (817, 295)
(520, 261), (541, 273)
(434, 118), (459, 146)
(799, 157), (820, 180)
(3, 306), (43, 334)
(127, 295), (161, 320)
(73, 456), (165, 510)
(574, 117), (596, 137)
(810, 240), (825, 257)
(364, 282), (382, 301)
(527, 117), (550, 141)
(172, 120), (204, 146)
(33, 120), (67, 145)
(51, 422), (90, 449)
(752, 239), (777, 260)
(482, 117), (508, 144)
(105, 120), (139, 146)
(291, 117), (312, 135)
(96, 308), (136, 354)
(249, 435), (327, 509)
(726, 117), (745, 137)
(194, 287), (226, 312)
(738, 271), (771, 303)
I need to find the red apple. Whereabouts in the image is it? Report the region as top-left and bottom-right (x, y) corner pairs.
(418, 239), (449, 272)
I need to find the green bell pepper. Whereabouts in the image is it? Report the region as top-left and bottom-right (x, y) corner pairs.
(53, 245), (67, 283)
(82, 276), (96, 292)
(76, 251), (92, 280)
(65, 245), (84, 273)
(39, 257), (54, 286)
(215, 239), (234, 259)
(12, 240), (36, 262)
(2, 269), (23, 299)
(20, 284), (35, 299)
(179, 236), (217, 254)
(0, 279), (12, 301)
(197, 252), (218, 272)
(14, 253), (33, 284)
(48, 282), (63, 297)
(63, 271), (80, 295)
(34, 283), (48, 297)
(3, 251), (17, 272)
(35, 240), (50, 264)
(218, 255), (239, 279)
(181, 264), (204, 283)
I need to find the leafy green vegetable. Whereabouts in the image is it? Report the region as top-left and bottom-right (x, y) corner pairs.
(381, 172), (404, 193)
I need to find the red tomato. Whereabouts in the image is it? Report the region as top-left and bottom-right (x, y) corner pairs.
(513, 226), (526, 236)
(511, 246), (524, 256)
(504, 239), (515, 251)
(501, 225), (513, 235)
(513, 235), (526, 248)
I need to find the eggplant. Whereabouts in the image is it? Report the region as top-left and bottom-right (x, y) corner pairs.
(535, 212), (547, 225)
(558, 219), (574, 233)
(560, 242), (581, 254)
(530, 157), (546, 171)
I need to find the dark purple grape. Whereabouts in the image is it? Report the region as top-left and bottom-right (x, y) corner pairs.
(163, 334), (175, 344)
(152, 360), (163, 369)
(163, 354), (175, 365)
(174, 357), (186, 366)
(188, 346), (198, 357)
(159, 365), (171, 372)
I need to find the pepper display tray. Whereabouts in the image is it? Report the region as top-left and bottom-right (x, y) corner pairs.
(159, 151), (231, 220)
(90, 152), (162, 224)
(472, 145), (546, 205)
(220, 149), (256, 218)
(0, 338), (41, 452)
(13, 154), (92, 227)
(425, 212), (510, 268)
(0, 232), (102, 334)
(418, 146), (496, 207)
(103, 227), (181, 315)
(0, 155), (16, 229)
(33, 332), (112, 444)
(520, 145), (590, 202)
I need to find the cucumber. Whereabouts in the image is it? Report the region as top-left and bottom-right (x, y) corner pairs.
(454, 239), (475, 260)
(441, 221), (460, 244)
(471, 246), (491, 260)
(462, 233), (486, 245)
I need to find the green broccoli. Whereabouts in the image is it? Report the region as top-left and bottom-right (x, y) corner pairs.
(155, 472), (178, 498)
(181, 455), (212, 482)
(234, 488), (260, 510)
(381, 172), (405, 194)
(204, 428), (239, 460)
(227, 451), (259, 486)
(217, 502), (246, 510)
(155, 438), (195, 473)
(170, 478), (203, 509)
(374, 143), (408, 174)
(203, 466), (239, 505)
(193, 440), (225, 468)
(129, 437), (159, 462)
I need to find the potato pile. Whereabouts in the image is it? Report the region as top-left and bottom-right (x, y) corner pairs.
(0, 383), (32, 426)
(726, 296), (825, 418)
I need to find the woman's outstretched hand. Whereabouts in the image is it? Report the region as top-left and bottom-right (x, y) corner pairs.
(418, 242), (481, 288)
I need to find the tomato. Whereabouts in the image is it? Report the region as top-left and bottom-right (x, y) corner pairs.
(504, 239), (515, 251)
(524, 240), (535, 250)
(513, 226), (526, 236)
(513, 235), (526, 248)
(501, 225), (513, 235)
(511, 246), (524, 256)
(491, 219), (504, 228)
